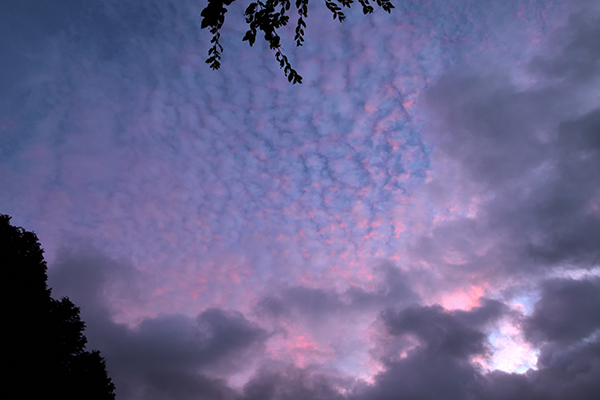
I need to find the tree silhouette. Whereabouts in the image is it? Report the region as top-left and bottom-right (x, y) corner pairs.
(200, 0), (395, 84)
(1, 214), (115, 400)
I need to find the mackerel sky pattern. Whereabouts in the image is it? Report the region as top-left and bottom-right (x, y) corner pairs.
(2, 0), (600, 399)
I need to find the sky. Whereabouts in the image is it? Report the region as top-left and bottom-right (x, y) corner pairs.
(2, 0), (600, 399)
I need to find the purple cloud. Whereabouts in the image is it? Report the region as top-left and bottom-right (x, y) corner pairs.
(3, 0), (600, 398)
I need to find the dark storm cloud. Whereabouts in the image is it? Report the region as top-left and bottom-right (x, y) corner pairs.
(257, 286), (345, 320)
(242, 366), (348, 400)
(45, 236), (600, 400)
(415, 0), (600, 280)
(345, 263), (420, 309)
(480, 339), (600, 400)
(359, 290), (600, 400)
(382, 303), (496, 358)
(105, 308), (266, 400)
(49, 248), (268, 400)
(529, 9), (600, 82)
(531, 341), (600, 400)
(524, 278), (600, 345)
(257, 263), (418, 321)
(356, 301), (506, 400)
(502, 277), (600, 399)
(526, 107), (600, 265)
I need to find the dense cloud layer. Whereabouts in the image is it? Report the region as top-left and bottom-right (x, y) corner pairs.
(414, 3), (600, 285)
(50, 249), (267, 400)
(3, 0), (600, 399)
(525, 278), (600, 344)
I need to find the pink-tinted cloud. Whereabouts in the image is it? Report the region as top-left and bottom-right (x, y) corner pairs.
(4, 0), (600, 399)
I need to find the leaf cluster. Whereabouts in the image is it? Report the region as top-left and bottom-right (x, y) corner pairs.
(200, 0), (394, 84)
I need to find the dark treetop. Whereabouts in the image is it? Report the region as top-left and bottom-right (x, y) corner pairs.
(1, 214), (115, 400)
(200, 0), (395, 84)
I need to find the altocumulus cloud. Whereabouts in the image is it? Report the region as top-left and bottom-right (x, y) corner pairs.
(3, 0), (600, 399)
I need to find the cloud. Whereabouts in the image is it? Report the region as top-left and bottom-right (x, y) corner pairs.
(49, 247), (268, 400)
(382, 302), (499, 358)
(357, 289), (600, 400)
(524, 278), (600, 345)
(5, 0), (600, 399)
(256, 263), (419, 321)
(510, 278), (600, 399)
(105, 308), (266, 400)
(526, 107), (600, 265)
(356, 301), (504, 400)
(242, 365), (349, 400)
(480, 339), (600, 400)
(43, 234), (600, 400)
(252, 263), (419, 377)
(407, 0), (600, 294)
(529, 9), (600, 83)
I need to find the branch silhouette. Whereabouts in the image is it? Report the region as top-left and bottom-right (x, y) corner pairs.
(200, 0), (395, 84)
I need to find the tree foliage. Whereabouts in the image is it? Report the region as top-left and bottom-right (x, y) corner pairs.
(200, 0), (395, 84)
(1, 214), (116, 400)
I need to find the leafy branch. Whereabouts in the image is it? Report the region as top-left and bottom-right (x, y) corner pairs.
(200, 0), (394, 84)
(201, 0), (237, 70)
